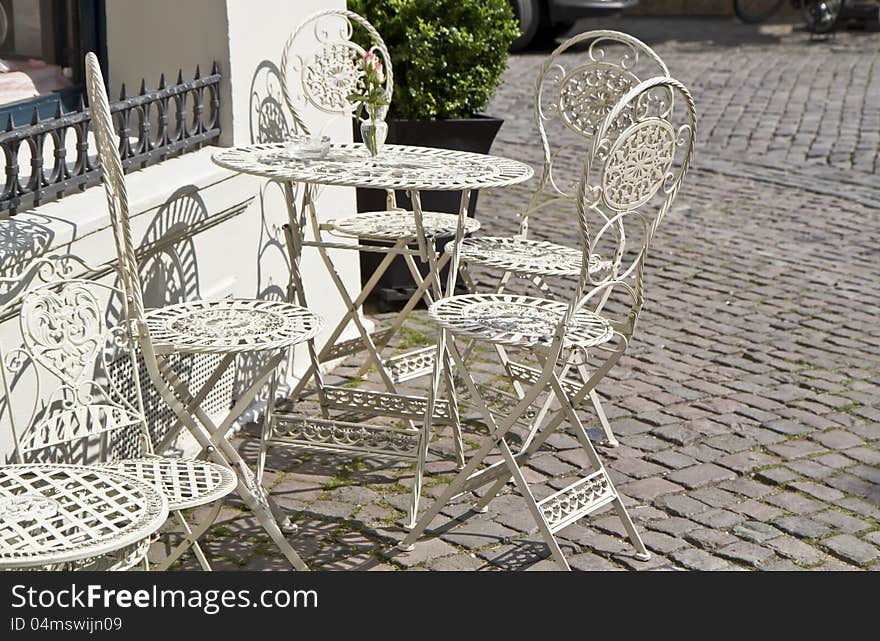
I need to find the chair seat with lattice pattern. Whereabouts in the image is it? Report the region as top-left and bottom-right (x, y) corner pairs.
(144, 299), (322, 355)
(0, 464), (168, 570)
(428, 294), (614, 348)
(329, 210), (481, 242)
(453, 237), (610, 277)
(102, 458), (237, 511)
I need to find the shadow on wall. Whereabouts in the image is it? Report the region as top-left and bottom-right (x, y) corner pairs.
(250, 60), (297, 144)
(102, 186), (236, 450)
(234, 60), (306, 405)
(0, 216), (57, 302)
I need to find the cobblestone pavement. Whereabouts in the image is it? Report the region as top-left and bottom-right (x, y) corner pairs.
(151, 19), (880, 571)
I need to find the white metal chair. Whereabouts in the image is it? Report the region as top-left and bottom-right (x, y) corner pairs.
(266, 9), (467, 527)
(0, 253), (236, 570)
(85, 52), (321, 570)
(454, 31), (670, 446)
(278, 9), (473, 421)
(399, 77), (697, 570)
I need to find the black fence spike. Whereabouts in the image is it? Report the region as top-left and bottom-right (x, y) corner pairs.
(0, 66), (222, 217)
(194, 64), (201, 80)
(211, 61), (219, 75)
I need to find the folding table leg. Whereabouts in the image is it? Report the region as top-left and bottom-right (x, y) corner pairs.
(143, 350), (310, 570)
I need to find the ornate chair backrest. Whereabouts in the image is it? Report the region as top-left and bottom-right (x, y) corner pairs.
(522, 31), (669, 237)
(280, 9), (393, 137)
(85, 53), (147, 328)
(565, 76), (696, 341)
(0, 255), (151, 464)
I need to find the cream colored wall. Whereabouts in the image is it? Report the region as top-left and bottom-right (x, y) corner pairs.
(103, 0), (360, 380)
(0, 0), (360, 460)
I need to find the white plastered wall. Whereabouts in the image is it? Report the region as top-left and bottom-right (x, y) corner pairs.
(0, 0), (360, 460)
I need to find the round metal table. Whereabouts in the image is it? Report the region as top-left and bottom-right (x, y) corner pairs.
(212, 142), (534, 529)
(0, 464), (169, 570)
(212, 142), (534, 192)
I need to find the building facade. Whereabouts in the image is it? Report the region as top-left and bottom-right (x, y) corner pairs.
(0, 0), (359, 460)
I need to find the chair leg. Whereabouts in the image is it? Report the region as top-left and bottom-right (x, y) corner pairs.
(588, 387), (619, 447)
(157, 504), (223, 571)
(256, 369), (280, 487)
(546, 371), (650, 561)
(144, 353), (309, 570)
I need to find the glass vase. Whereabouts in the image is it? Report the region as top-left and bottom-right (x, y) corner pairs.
(360, 105), (388, 157)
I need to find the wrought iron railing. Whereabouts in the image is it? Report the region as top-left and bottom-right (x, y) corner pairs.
(0, 63), (221, 215)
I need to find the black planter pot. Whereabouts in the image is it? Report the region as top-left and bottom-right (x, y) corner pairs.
(353, 115), (503, 311)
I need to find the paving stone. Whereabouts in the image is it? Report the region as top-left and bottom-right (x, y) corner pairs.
(688, 487), (740, 509)
(691, 508), (745, 530)
(646, 449), (699, 470)
(729, 499), (784, 522)
(826, 473), (879, 499)
(786, 459), (836, 480)
(609, 457), (668, 480)
(306, 500), (358, 520)
(685, 528), (738, 551)
(716, 540), (778, 567)
(756, 467), (800, 486)
(812, 429), (864, 450)
(849, 464), (880, 485)
(761, 560), (805, 571)
(389, 538), (459, 568)
(843, 447), (880, 466)
(820, 535), (880, 565)
(651, 423), (702, 446)
(766, 536), (826, 565)
(654, 493), (710, 518)
(767, 440), (827, 459)
(670, 548), (733, 571)
(327, 485), (381, 505)
(648, 517), (701, 537)
(440, 520), (519, 550)
(812, 510), (871, 534)
(838, 497), (880, 521)
(429, 554), (485, 571)
(618, 477), (683, 501)
(643, 530), (691, 555)
(568, 552), (624, 571)
(715, 450), (779, 474)
(667, 463), (737, 489)
(733, 521), (783, 544)
(789, 481), (845, 503)
(719, 478), (774, 500)
(764, 419), (811, 436)
(773, 516), (832, 540)
(764, 491), (825, 515)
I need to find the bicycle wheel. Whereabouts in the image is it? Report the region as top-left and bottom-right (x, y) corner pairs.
(801, 0), (844, 32)
(734, 0), (788, 23)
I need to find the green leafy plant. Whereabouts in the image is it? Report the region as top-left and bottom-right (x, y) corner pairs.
(348, 0), (519, 120)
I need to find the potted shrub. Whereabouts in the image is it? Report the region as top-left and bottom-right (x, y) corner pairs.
(348, 0), (519, 308)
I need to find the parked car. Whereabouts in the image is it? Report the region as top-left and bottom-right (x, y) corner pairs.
(509, 0), (639, 50)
